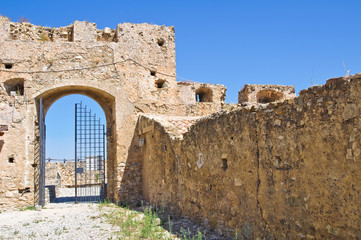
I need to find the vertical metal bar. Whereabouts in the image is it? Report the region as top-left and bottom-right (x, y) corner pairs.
(81, 103), (83, 201)
(43, 124), (46, 204)
(38, 98), (45, 206)
(103, 125), (107, 198)
(39, 98), (42, 206)
(92, 114), (94, 200)
(85, 106), (87, 201)
(75, 103), (78, 204)
(88, 108), (91, 202)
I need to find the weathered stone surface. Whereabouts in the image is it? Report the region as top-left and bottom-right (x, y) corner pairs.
(0, 16), (10, 41)
(238, 84), (296, 104)
(46, 161), (76, 187)
(0, 19), (225, 211)
(342, 103), (359, 121)
(2, 17), (361, 240)
(73, 21), (97, 42)
(139, 74), (361, 239)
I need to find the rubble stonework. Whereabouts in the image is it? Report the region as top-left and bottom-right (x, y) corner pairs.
(0, 17), (226, 210)
(238, 84), (296, 104)
(138, 75), (361, 239)
(0, 17), (356, 239)
(46, 161), (76, 187)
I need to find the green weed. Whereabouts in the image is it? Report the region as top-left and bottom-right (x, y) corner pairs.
(101, 203), (168, 239)
(180, 227), (205, 240)
(20, 206), (35, 211)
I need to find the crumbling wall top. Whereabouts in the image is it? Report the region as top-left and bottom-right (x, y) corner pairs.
(0, 19), (174, 44)
(139, 114), (203, 140)
(238, 84), (296, 104)
(177, 81), (226, 104)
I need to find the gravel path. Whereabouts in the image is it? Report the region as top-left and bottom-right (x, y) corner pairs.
(0, 187), (229, 240)
(0, 203), (118, 240)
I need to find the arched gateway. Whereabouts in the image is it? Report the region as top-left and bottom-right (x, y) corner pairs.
(0, 18), (226, 209)
(34, 85), (116, 205)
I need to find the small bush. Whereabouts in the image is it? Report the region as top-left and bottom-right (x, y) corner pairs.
(39, 33), (50, 42)
(18, 17), (30, 23)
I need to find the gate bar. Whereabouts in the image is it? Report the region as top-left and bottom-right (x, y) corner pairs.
(75, 102), (78, 203)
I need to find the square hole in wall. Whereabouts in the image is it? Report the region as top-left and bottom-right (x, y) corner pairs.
(8, 157), (14, 163)
(155, 79), (166, 89)
(222, 158), (228, 171)
(4, 78), (24, 96)
(4, 63), (13, 69)
(18, 187), (30, 194)
(157, 38), (165, 46)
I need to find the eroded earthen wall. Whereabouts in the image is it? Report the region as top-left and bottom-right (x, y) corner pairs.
(140, 75), (361, 239)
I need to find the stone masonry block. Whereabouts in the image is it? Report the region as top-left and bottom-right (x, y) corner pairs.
(0, 16), (10, 41)
(73, 21), (97, 42)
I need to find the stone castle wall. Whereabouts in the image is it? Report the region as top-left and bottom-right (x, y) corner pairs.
(139, 75), (361, 239)
(238, 84), (296, 104)
(1, 16), (358, 239)
(0, 17), (226, 210)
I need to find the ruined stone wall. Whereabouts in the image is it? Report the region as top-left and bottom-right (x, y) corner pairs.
(140, 75), (361, 239)
(0, 16), (226, 210)
(0, 93), (32, 209)
(45, 162), (75, 187)
(45, 161), (105, 188)
(238, 84), (296, 104)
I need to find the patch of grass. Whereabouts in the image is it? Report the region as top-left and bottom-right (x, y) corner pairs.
(99, 199), (112, 208)
(39, 33), (50, 42)
(100, 203), (209, 239)
(168, 215), (173, 239)
(20, 206), (36, 211)
(101, 203), (171, 239)
(180, 227), (205, 240)
(13, 230), (19, 235)
(140, 207), (163, 239)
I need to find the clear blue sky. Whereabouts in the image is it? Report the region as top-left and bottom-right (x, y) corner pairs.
(45, 95), (105, 159)
(2, 0), (360, 158)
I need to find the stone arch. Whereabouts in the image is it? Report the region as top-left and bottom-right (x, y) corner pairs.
(33, 85), (117, 202)
(256, 89), (284, 103)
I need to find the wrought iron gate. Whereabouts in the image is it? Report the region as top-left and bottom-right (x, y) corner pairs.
(38, 98), (46, 206)
(75, 102), (106, 203)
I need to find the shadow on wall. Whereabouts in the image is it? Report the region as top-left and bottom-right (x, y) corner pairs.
(256, 90), (284, 103)
(118, 120), (143, 206)
(196, 87), (213, 102)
